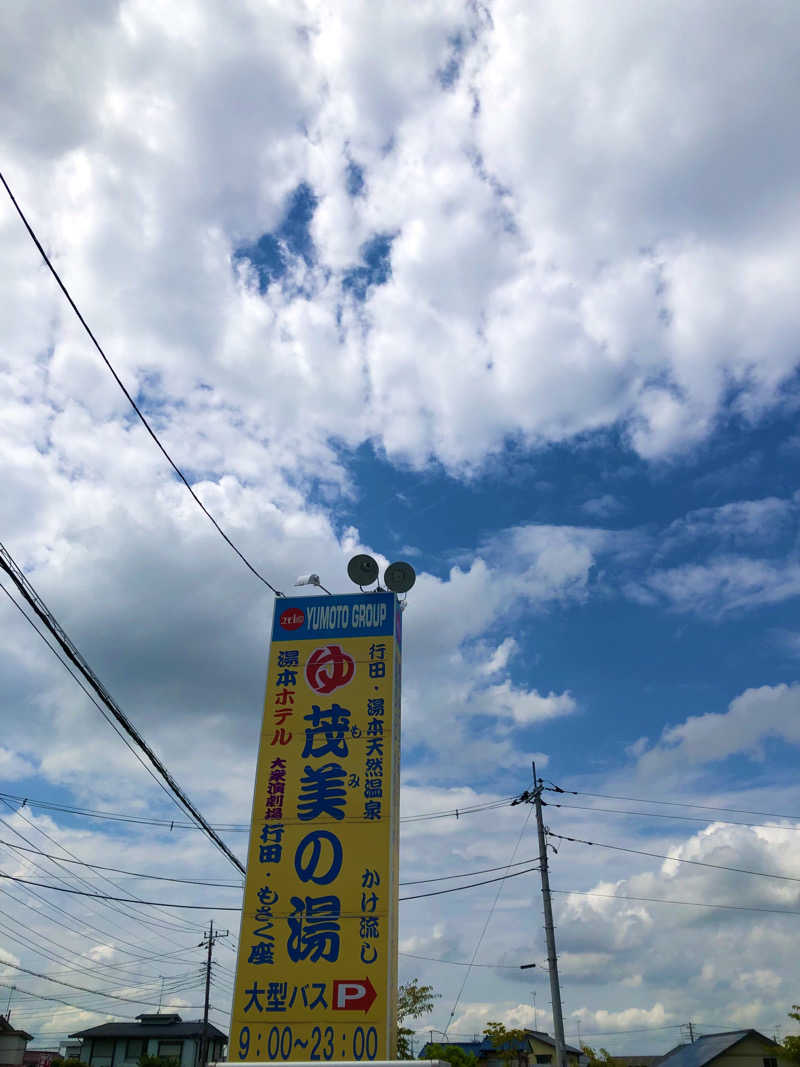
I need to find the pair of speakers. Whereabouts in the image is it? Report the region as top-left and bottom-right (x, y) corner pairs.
(347, 554), (416, 593)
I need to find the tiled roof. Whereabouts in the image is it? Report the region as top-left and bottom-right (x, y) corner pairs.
(68, 1021), (227, 1041)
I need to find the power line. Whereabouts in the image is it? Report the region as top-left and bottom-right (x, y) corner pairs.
(0, 837), (243, 887)
(0, 545), (244, 875)
(1, 863), (542, 909)
(547, 786), (800, 822)
(548, 830), (800, 884)
(0, 581), (188, 821)
(0, 981), (210, 1019)
(4, 832), (541, 889)
(0, 788), (513, 831)
(0, 962), (205, 1007)
(0, 883), (195, 975)
(0, 797), (204, 935)
(547, 800), (800, 835)
(0, 799), (202, 939)
(402, 864), (539, 901)
(551, 887), (800, 916)
(400, 855), (541, 885)
(0, 981), (135, 1019)
(443, 802), (535, 1038)
(0, 170), (284, 598)
(0, 870), (243, 910)
(399, 952), (533, 970)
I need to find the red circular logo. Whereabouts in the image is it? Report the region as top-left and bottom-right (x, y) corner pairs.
(279, 608), (305, 631)
(305, 645), (356, 694)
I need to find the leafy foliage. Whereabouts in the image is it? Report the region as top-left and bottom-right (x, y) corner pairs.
(581, 1046), (616, 1067)
(774, 1005), (800, 1064)
(397, 978), (440, 1059)
(138, 1056), (179, 1067)
(426, 1044), (479, 1067)
(483, 1022), (529, 1064)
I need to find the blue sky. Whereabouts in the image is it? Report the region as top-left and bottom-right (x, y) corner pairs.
(2, 0), (800, 1056)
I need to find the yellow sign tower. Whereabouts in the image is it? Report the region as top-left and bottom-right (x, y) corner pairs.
(231, 592), (401, 1062)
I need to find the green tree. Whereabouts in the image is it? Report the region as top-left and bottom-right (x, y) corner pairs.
(426, 1044), (478, 1067)
(581, 1046), (616, 1067)
(483, 1022), (529, 1065)
(397, 978), (440, 1059)
(773, 1005), (800, 1064)
(138, 1056), (179, 1067)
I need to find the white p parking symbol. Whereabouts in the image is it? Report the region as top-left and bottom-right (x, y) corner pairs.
(336, 982), (366, 1008)
(332, 978), (377, 1012)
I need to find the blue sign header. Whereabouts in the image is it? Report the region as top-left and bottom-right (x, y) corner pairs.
(271, 592), (397, 642)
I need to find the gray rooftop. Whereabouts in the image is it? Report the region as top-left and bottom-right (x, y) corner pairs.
(655, 1030), (776, 1067)
(69, 1020), (227, 1041)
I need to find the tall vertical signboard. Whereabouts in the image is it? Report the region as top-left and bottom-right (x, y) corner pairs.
(231, 592), (401, 1062)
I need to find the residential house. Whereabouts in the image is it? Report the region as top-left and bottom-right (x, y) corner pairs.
(69, 1014), (227, 1067)
(22, 1051), (59, 1067)
(612, 1058), (661, 1067)
(57, 1042), (82, 1062)
(420, 1029), (582, 1067)
(0, 1017), (33, 1067)
(654, 1031), (787, 1067)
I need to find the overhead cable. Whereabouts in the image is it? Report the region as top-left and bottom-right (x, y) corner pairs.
(0, 798), (203, 935)
(1, 862), (542, 909)
(3, 833), (537, 889)
(0, 546), (244, 875)
(443, 802), (535, 1038)
(548, 830), (800, 884)
(547, 786), (800, 822)
(548, 800), (800, 834)
(399, 952), (530, 970)
(0, 171), (284, 598)
(551, 887), (800, 916)
(1, 961), (205, 1007)
(0, 837), (243, 887)
(0, 788), (512, 830)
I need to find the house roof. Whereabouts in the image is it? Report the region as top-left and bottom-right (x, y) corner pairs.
(419, 1030), (582, 1059)
(0, 1016), (33, 1041)
(68, 1018), (227, 1041)
(522, 1030), (582, 1056)
(654, 1030), (777, 1067)
(612, 1057), (662, 1067)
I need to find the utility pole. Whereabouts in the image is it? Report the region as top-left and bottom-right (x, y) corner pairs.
(688, 1022), (695, 1044)
(530, 762), (567, 1067)
(199, 920), (229, 1067)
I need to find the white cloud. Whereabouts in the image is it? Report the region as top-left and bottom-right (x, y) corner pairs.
(0, 746), (36, 780)
(486, 681), (577, 726)
(636, 682), (800, 774)
(582, 495), (624, 519)
(571, 1003), (671, 1032)
(628, 558), (800, 618)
